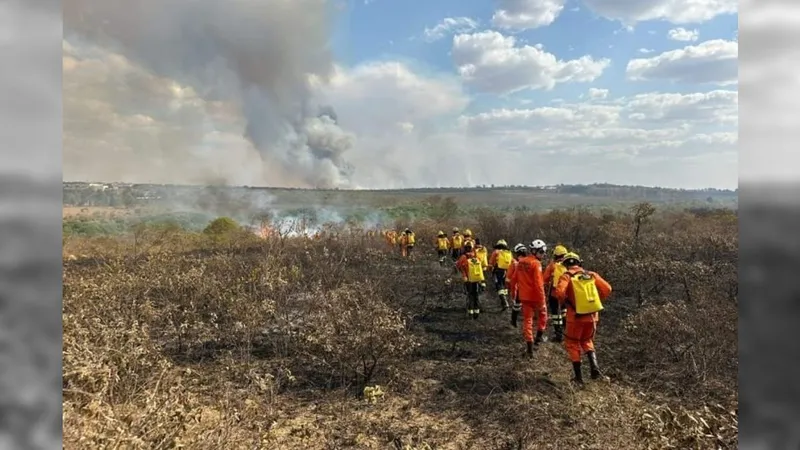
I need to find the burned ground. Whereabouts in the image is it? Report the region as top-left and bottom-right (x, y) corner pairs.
(62, 205), (738, 449)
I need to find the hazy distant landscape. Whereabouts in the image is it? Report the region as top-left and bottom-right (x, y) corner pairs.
(62, 181), (738, 234)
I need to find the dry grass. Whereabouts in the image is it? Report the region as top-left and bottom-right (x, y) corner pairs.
(62, 206), (131, 218)
(62, 205), (738, 449)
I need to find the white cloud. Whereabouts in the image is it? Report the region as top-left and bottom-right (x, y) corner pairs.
(668, 27), (699, 41)
(423, 17), (478, 42)
(624, 90), (738, 125)
(613, 25), (635, 34)
(63, 37), (738, 189)
(582, 0), (737, 25)
(638, 48), (654, 54)
(626, 39), (738, 85)
(451, 31), (610, 94)
(312, 61), (469, 134)
(456, 91), (737, 186)
(588, 88), (609, 99)
(461, 91), (736, 135)
(491, 0), (568, 30)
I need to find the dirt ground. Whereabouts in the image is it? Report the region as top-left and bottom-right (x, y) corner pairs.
(250, 259), (733, 449)
(62, 223), (738, 449)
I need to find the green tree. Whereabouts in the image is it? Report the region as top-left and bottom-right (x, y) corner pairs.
(203, 216), (240, 237)
(121, 188), (137, 207)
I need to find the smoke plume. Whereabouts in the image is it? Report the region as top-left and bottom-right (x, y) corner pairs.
(63, 0), (355, 188)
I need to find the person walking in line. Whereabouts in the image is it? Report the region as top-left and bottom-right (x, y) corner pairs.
(450, 227), (464, 261)
(474, 238), (489, 293)
(508, 240), (548, 356)
(543, 244), (569, 342)
(435, 231), (450, 266)
(553, 252), (613, 384)
(456, 242), (485, 319)
(385, 229), (398, 249)
(462, 229), (476, 250)
(488, 239), (513, 310)
(399, 228), (416, 257)
(506, 243), (526, 327)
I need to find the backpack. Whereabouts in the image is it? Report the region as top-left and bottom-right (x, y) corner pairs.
(466, 257), (485, 282)
(552, 262), (567, 287)
(496, 250), (512, 269)
(407, 232), (415, 245)
(452, 235), (463, 248)
(476, 247), (488, 267)
(437, 237), (449, 250)
(569, 271), (604, 315)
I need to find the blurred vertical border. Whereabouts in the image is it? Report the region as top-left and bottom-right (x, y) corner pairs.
(0, 0), (64, 448)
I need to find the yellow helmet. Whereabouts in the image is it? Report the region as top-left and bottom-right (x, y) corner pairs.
(553, 245), (568, 257)
(496, 239), (508, 247)
(464, 229), (472, 237)
(452, 227), (459, 233)
(438, 230), (445, 236)
(562, 252), (582, 266)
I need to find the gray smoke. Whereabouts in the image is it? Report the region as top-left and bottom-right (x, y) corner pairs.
(63, 0), (355, 188)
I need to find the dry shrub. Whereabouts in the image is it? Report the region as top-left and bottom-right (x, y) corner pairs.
(62, 227), (419, 447)
(616, 297), (737, 401)
(63, 265), (266, 448)
(63, 205), (738, 448)
(300, 282), (419, 390)
(637, 403), (738, 449)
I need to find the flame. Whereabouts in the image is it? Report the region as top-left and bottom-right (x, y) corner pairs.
(256, 223), (277, 239)
(249, 218), (386, 241)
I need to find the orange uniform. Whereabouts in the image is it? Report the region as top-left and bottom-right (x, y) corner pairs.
(553, 266), (613, 362)
(507, 255), (547, 343)
(507, 255), (546, 304)
(543, 262), (556, 287)
(505, 258), (519, 299)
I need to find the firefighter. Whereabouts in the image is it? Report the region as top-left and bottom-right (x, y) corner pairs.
(488, 239), (513, 310)
(456, 242), (486, 319)
(435, 231), (450, 266)
(553, 252), (613, 384)
(543, 244), (569, 342)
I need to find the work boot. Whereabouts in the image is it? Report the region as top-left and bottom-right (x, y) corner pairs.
(552, 325), (564, 343)
(533, 330), (546, 346)
(511, 310), (518, 328)
(526, 342), (534, 358)
(572, 362), (583, 384)
(587, 351), (604, 380)
(500, 295), (509, 311)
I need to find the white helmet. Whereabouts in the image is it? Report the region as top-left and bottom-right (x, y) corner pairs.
(529, 239), (547, 253)
(513, 243), (527, 253)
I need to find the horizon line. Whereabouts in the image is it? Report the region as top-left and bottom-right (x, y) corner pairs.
(62, 180), (739, 193)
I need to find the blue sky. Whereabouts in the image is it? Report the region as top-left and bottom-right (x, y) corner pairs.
(61, 0), (739, 190)
(333, 0), (738, 106)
